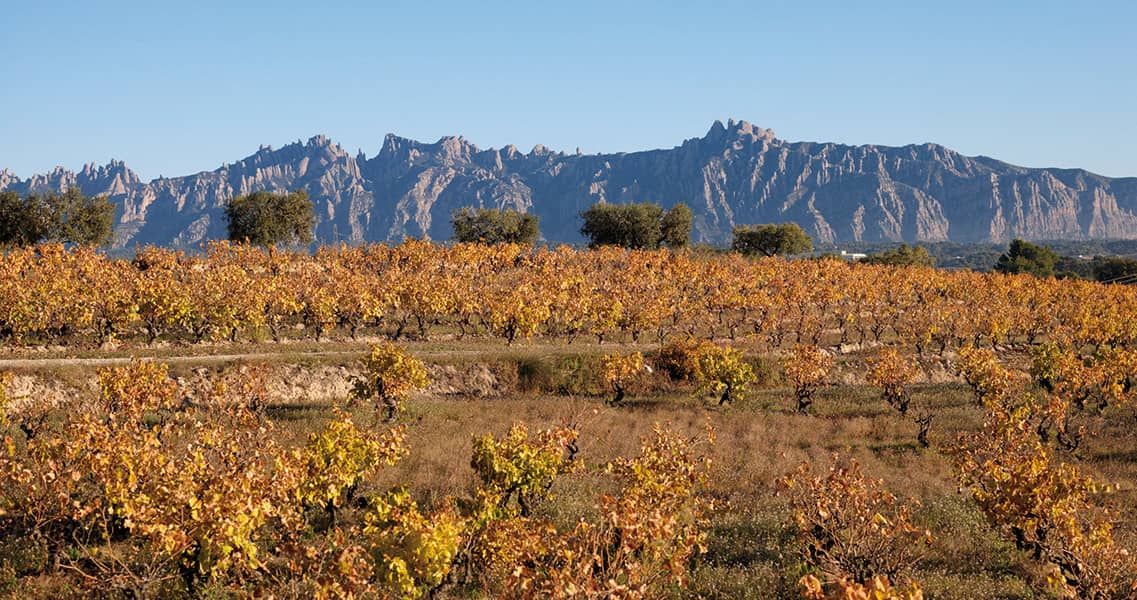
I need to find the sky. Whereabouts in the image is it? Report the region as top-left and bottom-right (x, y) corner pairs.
(1, 0), (1134, 180)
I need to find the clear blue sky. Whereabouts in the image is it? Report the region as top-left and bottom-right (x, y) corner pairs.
(1, 0), (1134, 180)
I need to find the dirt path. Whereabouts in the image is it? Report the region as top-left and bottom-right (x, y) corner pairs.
(0, 341), (631, 370)
(0, 351), (364, 370)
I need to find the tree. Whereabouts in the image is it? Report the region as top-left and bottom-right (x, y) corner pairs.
(1093, 256), (1137, 284)
(862, 244), (935, 267)
(0, 190), (52, 247)
(450, 207), (539, 245)
(0, 189), (114, 247)
(49, 187), (115, 246)
(225, 190), (314, 246)
(732, 223), (813, 257)
(579, 202), (691, 249)
(994, 239), (1059, 278)
(659, 203), (693, 248)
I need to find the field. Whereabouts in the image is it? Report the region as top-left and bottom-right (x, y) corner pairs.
(0, 243), (1135, 599)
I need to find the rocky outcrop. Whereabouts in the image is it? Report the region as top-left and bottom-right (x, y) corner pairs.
(4, 119), (1136, 247)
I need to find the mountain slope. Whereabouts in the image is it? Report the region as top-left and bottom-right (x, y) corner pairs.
(3, 120), (1136, 248)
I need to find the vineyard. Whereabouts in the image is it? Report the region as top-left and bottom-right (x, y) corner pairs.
(0, 242), (1136, 598)
(2, 241), (1137, 349)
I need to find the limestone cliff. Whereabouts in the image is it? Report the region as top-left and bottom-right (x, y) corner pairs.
(3, 120), (1136, 247)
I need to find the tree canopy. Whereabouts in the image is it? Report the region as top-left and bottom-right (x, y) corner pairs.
(861, 244), (935, 267)
(0, 188), (114, 248)
(225, 190), (314, 246)
(659, 203), (693, 249)
(994, 239), (1059, 278)
(731, 223), (813, 257)
(451, 207), (539, 245)
(579, 202), (691, 249)
(1092, 256), (1137, 284)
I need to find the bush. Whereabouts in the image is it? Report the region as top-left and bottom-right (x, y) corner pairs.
(866, 348), (919, 416)
(554, 355), (606, 396)
(1093, 256), (1137, 284)
(779, 454), (932, 587)
(351, 342), (431, 421)
(599, 351), (645, 405)
(782, 344), (833, 413)
(470, 423), (579, 517)
(691, 343), (756, 405)
(655, 338), (714, 382)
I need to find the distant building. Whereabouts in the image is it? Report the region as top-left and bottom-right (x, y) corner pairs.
(839, 250), (867, 261)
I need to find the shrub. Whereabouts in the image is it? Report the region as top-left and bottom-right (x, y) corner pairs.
(867, 348), (932, 446)
(292, 410), (408, 522)
(861, 245), (935, 268)
(952, 380), (1137, 598)
(800, 574), (924, 600)
(504, 424), (714, 597)
(782, 345), (833, 413)
(364, 490), (466, 599)
(352, 342), (431, 421)
(780, 455), (932, 587)
(655, 337), (715, 382)
(599, 351), (646, 405)
(470, 423), (579, 517)
(692, 343), (756, 405)
(96, 359), (179, 421)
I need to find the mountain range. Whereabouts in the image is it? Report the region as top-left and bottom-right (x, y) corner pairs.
(3, 119), (1136, 249)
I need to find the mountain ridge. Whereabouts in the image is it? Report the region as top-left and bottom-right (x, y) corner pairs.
(4, 119), (1137, 248)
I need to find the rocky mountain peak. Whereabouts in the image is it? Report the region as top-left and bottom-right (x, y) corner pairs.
(2, 120), (1136, 248)
(436, 136), (476, 163)
(379, 133), (414, 159)
(0, 169), (17, 189)
(706, 119), (776, 145)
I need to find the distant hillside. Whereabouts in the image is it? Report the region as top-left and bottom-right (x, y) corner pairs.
(4, 120), (1137, 248)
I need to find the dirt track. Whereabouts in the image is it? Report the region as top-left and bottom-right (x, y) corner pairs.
(0, 351), (362, 370)
(0, 340), (618, 371)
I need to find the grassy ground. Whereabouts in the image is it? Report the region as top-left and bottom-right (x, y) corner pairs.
(6, 341), (1135, 599)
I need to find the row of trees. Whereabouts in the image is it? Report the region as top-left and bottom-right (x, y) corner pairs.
(7, 187), (1121, 279)
(0, 185), (810, 256)
(457, 203), (815, 256)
